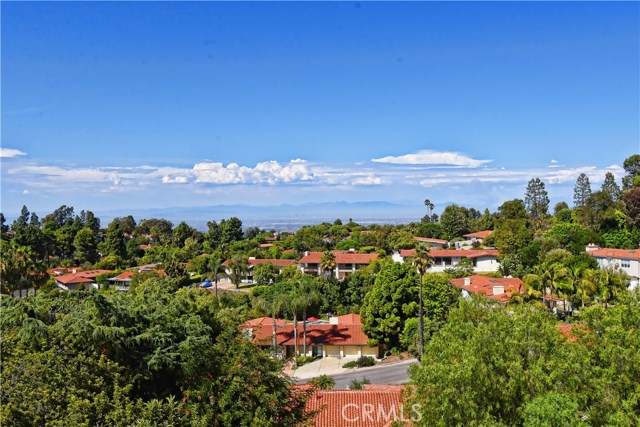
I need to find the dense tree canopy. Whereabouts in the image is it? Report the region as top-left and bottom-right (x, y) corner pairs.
(409, 293), (640, 427)
(0, 280), (310, 426)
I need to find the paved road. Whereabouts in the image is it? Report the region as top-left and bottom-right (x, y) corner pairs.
(299, 359), (418, 389)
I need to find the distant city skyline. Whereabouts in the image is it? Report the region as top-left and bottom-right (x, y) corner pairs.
(2, 2), (638, 217)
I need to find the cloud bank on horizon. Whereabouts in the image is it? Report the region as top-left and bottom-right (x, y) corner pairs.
(1, 146), (628, 214)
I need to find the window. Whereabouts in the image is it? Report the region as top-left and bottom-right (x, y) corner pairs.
(621, 259), (630, 268)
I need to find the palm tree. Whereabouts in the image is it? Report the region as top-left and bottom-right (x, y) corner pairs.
(227, 256), (249, 289)
(576, 268), (599, 308)
(424, 199), (435, 222)
(411, 244), (433, 359)
(320, 251), (336, 280)
(255, 293), (287, 358)
(535, 261), (566, 310)
(597, 267), (628, 308)
(205, 256), (225, 297)
(286, 286), (305, 357)
(297, 276), (323, 356)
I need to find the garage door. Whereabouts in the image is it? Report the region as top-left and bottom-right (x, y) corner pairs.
(325, 345), (341, 357)
(343, 346), (360, 358)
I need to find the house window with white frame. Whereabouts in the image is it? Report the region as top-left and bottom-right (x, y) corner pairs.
(621, 259), (630, 268)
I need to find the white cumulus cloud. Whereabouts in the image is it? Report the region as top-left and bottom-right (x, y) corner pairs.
(1, 148), (27, 158)
(190, 160), (314, 185)
(372, 150), (492, 168)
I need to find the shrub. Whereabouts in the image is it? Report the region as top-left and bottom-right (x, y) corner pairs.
(349, 377), (371, 390)
(309, 375), (335, 390)
(342, 356), (376, 369)
(296, 355), (316, 367)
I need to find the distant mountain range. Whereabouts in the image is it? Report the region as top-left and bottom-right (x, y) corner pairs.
(95, 201), (427, 232)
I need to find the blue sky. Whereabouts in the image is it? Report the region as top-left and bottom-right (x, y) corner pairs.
(2, 2), (638, 219)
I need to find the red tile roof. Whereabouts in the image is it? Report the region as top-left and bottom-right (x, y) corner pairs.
(223, 258), (297, 267)
(299, 251), (379, 265)
(400, 249), (499, 258)
(251, 323), (370, 346)
(305, 387), (406, 427)
(259, 243), (275, 248)
(54, 269), (114, 285)
(414, 236), (448, 244)
(111, 271), (135, 280)
(450, 275), (523, 303)
(463, 230), (493, 239)
(587, 248), (640, 260)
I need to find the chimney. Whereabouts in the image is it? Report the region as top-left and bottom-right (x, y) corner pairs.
(585, 243), (600, 252)
(463, 277), (471, 286)
(493, 285), (504, 295)
(248, 257), (256, 260)
(349, 248), (356, 253)
(304, 251), (309, 257)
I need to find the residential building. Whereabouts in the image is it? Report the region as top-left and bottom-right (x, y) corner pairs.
(393, 249), (500, 273)
(299, 250), (379, 279)
(54, 269), (114, 291)
(450, 275), (523, 304)
(304, 385), (407, 427)
(586, 247), (640, 289)
(242, 313), (382, 359)
(413, 236), (449, 248)
(462, 230), (493, 242)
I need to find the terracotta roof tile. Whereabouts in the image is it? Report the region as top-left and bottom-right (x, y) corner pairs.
(306, 388), (406, 427)
(54, 269), (114, 285)
(463, 230), (493, 239)
(414, 236), (448, 244)
(223, 258), (297, 267)
(588, 248), (640, 260)
(450, 275), (523, 303)
(251, 323), (370, 346)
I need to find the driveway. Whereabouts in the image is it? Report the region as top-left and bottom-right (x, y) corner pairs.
(294, 358), (418, 388)
(292, 356), (359, 380)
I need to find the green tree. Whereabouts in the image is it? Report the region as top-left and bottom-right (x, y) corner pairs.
(309, 375), (335, 390)
(73, 227), (99, 264)
(1, 281), (311, 426)
(297, 276), (323, 356)
(204, 255), (226, 297)
(172, 221), (198, 247)
(497, 199), (527, 220)
(254, 292), (288, 358)
(320, 251), (336, 280)
(525, 178), (550, 222)
(361, 262), (418, 349)
(227, 256), (249, 289)
(440, 204), (470, 240)
(601, 172), (621, 201)
(573, 173), (592, 208)
(423, 198), (435, 223)
(622, 154), (640, 190)
(104, 221), (127, 259)
(522, 393), (585, 427)
(411, 244), (433, 359)
(253, 262), (280, 285)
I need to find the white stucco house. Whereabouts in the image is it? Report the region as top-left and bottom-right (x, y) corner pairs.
(587, 247), (640, 290)
(393, 249), (500, 273)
